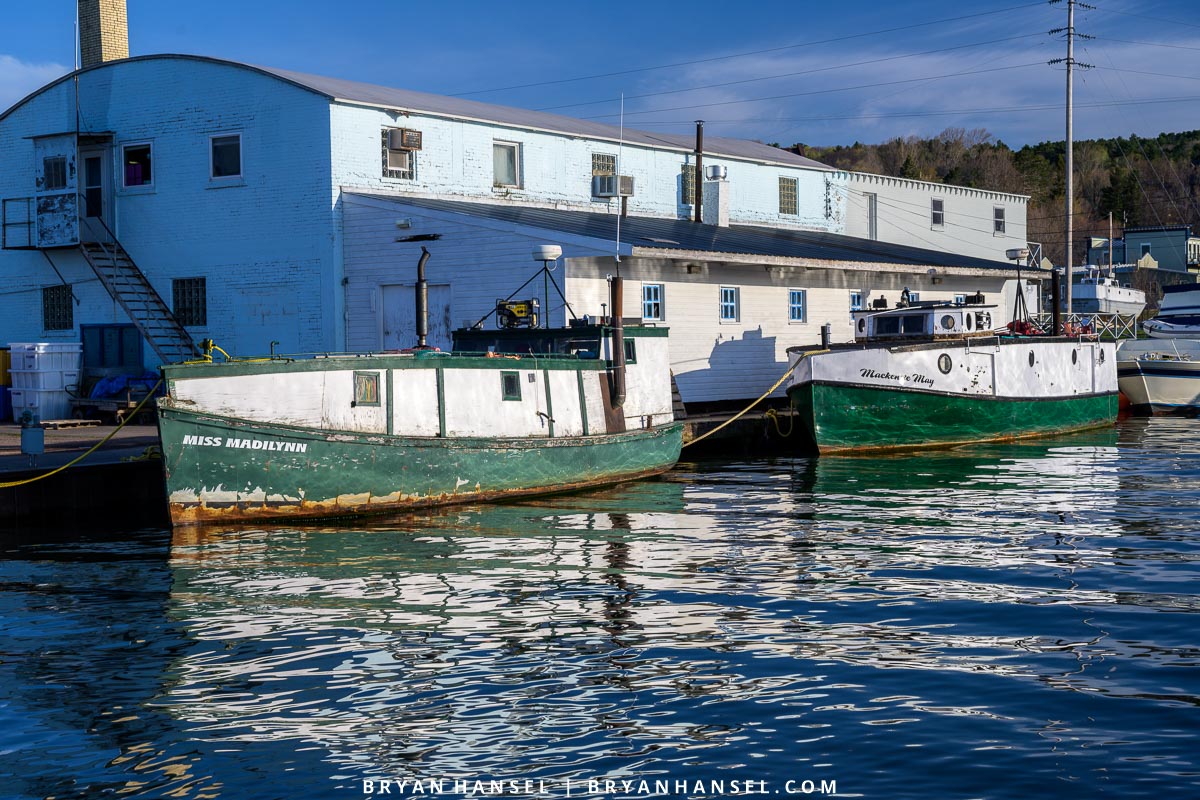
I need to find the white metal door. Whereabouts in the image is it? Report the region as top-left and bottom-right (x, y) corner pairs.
(381, 283), (452, 351)
(78, 148), (113, 243)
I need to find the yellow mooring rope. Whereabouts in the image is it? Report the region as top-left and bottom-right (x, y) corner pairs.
(682, 350), (827, 449)
(0, 378), (164, 489)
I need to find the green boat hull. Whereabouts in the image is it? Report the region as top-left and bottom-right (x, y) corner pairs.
(788, 382), (1117, 454)
(158, 405), (683, 525)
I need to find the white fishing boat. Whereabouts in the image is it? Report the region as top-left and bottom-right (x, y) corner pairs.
(1116, 338), (1200, 415)
(1141, 284), (1200, 339)
(1067, 266), (1146, 317)
(156, 252), (683, 526)
(785, 297), (1117, 453)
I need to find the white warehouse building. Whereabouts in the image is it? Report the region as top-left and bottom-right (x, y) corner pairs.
(0, 6), (1035, 410)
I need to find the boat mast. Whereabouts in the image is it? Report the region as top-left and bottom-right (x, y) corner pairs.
(1108, 211), (1114, 279)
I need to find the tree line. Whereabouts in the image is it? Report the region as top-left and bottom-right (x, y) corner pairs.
(783, 128), (1200, 266)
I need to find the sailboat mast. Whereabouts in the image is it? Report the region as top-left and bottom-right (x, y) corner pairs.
(1064, 0), (1075, 321)
(1108, 211), (1113, 278)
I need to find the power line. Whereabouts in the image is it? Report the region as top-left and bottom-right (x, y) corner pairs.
(1095, 37), (1200, 53)
(447, 1), (1048, 97)
(535, 33), (1046, 113)
(621, 94), (1200, 127)
(1090, 6), (1200, 31)
(580, 63), (1046, 120)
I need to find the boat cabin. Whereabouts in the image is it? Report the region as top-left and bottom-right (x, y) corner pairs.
(852, 299), (997, 342)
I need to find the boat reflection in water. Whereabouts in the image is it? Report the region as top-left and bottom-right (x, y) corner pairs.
(146, 424), (1200, 797)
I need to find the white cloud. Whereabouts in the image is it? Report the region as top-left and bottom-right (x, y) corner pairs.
(0, 55), (69, 114)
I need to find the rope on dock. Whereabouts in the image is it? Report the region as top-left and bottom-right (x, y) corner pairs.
(0, 379), (163, 489)
(682, 350), (826, 449)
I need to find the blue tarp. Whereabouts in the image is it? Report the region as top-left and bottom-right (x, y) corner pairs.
(89, 371), (159, 399)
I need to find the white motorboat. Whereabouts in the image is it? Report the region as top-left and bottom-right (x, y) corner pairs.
(1068, 266), (1146, 317)
(1142, 284), (1200, 339)
(1117, 338), (1200, 414)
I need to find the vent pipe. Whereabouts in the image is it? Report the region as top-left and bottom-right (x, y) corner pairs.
(610, 276), (626, 408)
(693, 120), (704, 223)
(415, 247), (430, 348)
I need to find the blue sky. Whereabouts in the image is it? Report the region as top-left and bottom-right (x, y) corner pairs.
(3, 0), (1199, 148)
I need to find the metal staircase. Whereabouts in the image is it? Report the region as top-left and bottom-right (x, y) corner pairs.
(79, 239), (198, 365)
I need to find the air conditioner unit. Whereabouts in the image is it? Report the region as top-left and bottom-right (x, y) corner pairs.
(592, 175), (635, 197)
(388, 128), (422, 150)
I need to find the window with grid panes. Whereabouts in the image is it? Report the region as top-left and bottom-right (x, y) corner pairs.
(642, 283), (663, 321)
(779, 177), (798, 216)
(42, 285), (73, 330)
(592, 153), (616, 176)
(173, 277), (207, 327)
(681, 163), (696, 205)
(931, 198), (945, 227)
(720, 286), (739, 322)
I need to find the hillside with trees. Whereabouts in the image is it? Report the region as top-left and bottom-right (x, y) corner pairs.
(784, 128), (1200, 266)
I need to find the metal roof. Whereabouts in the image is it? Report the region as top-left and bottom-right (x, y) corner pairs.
(349, 193), (1024, 272)
(254, 64), (833, 171)
(2, 55), (831, 172)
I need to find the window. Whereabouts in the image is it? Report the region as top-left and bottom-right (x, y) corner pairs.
(501, 371), (521, 401)
(382, 129), (415, 180)
(779, 177), (798, 216)
(210, 134), (241, 179)
(1141, 243), (1152, 258)
(907, 291), (921, 303)
(42, 156), (67, 191)
(642, 283), (664, 321)
(493, 141), (521, 187)
(681, 163), (696, 205)
(122, 142), (153, 187)
(954, 293), (967, 305)
(849, 290), (863, 312)
(42, 285), (73, 331)
(353, 372), (381, 406)
(719, 286), (739, 322)
(931, 198), (944, 227)
(623, 339), (637, 364)
(592, 153), (616, 176)
(788, 289), (807, 323)
(173, 277), (207, 327)
(993, 206), (1006, 235)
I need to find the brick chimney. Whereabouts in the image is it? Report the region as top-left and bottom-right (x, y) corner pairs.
(78, 0), (129, 69)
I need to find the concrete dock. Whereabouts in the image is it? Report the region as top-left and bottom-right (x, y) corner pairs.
(0, 422), (168, 530)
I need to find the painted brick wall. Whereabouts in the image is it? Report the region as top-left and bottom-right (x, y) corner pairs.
(0, 57), (338, 364)
(330, 104), (847, 231)
(843, 173), (1029, 263)
(341, 194), (614, 352)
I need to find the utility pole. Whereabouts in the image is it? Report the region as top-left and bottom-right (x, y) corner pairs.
(1050, 0), (1093, 329)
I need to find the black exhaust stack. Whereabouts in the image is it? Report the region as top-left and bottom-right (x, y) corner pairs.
(610, 275), (626, 408)
(416, 246), (430, 348)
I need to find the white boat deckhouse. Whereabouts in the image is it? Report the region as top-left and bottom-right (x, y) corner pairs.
(0, 3), (1036, 410)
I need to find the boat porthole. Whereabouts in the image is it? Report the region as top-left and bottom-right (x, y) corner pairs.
(858, 319), (866, 333)
(1099, 349), (1106, 363)
(1028, 351), (1036, 367)
(938, 353), (952, 374)
(965, 313), (974, 331)
(1072, 350), (1078, 365)
(941, 315), (955, 331)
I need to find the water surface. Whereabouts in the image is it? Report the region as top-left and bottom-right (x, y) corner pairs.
(1, 417), (1197, 799)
